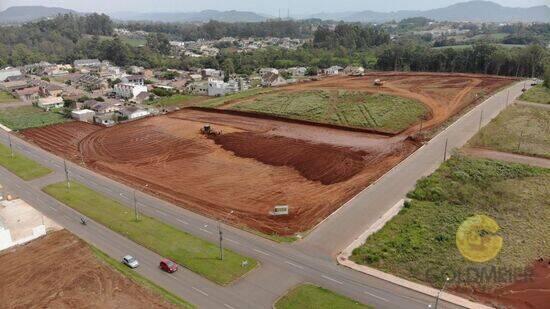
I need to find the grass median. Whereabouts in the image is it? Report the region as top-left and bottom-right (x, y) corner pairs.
(43, 181), (258, 285)
(0, 142), (52, 180)
(90, 246), (195, 308)
(275, 284), (371, 309)
(519, 84), (550, 104)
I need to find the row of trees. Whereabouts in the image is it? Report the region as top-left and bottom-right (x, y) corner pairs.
(313, 24), (390, 50)
(376, 42), (548, 77)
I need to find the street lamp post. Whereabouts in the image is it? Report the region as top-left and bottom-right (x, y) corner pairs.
(133, 184), (149, 221)
(435, 277), (450, 309)
(443, 138), (448, 162)
(63, 160), (70, 189)
(218, 210), (234, 261)
(7, 133), (13, 157)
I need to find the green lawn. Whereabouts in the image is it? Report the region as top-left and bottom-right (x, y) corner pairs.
(0, 106), (68, 131)
(43, 181), (258, 285)
(0, 142), (52, 180)
(90, 246), (195, 308)
(229, 90), (428, 133)
(519, 84), (550, 104)
(148, 94), (199, 107)
(0, 91), (16, 103)
(199, 87), (272, 108)
(351, 156), (550, 290)
(469, 105), (550, 158)
(275, 284), (371, 309)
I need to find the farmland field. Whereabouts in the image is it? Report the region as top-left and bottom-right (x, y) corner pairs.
(20, 73), (515, 238)
(0, 106), (67, 130)
(351, 155), (550, 308)
(0, 91), (16, 103)
(469, 104), (550, 158)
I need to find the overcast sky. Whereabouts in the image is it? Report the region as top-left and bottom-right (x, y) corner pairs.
(1, 0), (548, 15)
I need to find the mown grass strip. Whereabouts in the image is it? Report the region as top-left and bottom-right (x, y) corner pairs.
(44, 181), (258, 285)
(0, 142), (52, 180)
(275, 284), (371, 309)
(90, 246), (195, 308)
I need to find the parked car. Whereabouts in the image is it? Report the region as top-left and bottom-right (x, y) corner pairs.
(159, 258), (178, 273)
(121, 255), (139, 268)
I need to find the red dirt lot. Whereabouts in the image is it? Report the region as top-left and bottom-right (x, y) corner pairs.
(18, 73), (514, 237)
(454, 258), (550, 309)
(0, 230), (178, 309)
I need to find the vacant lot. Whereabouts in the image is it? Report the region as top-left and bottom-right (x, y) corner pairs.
(351, 156), (550, 307)
(0, 91), (16, 103)
(0, 230), (192, 308)
(228, 90), (428, 133)
(149, 94), (206, 108)
(275, 284), (370, 309)
(519, 84), (550, 104)
(0, 106), (67, 130)
(0, 142), (51, 180)
(44, 181), (257, 285)
(469, 104), (550, 158)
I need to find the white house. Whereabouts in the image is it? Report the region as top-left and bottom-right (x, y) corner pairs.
(37, 96), (64, 110)
(121, 75), (145, 86)
(259, 68), (279, 76)
(114, 83), (148, 99)
(201, 68), (224, 80)
(0, 67), (22, 82)
(287, 67), (307, 77)
(344, 66), (365, 76)
(73, 59), (101, 70)
(118, 106), (150, 120)
(71, 109), (95, 122)
(187, 81), (208, 95)
(208, 79), (227, 96)
(325, 66), (343, 76)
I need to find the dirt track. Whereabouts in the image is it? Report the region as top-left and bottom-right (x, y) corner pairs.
(19, 73), (514, 236)
(0, 230), (178, 308)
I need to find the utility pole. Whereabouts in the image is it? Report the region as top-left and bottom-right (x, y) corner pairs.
(517, 130), (524, 151)
(8, 134), (13, 157)
(218, 210), (234, 260)
(133, 190), (139, 221)
(443, 138), (448, 161)
(63, 160), (70, 189)
(506, 89), (510, 106)
(478, 110), (484, 130)
(419, 119), (423, 134)
(435, 277), (450, 309)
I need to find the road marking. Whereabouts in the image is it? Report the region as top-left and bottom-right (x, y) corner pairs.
(199, 228), (213, 234)
(224, 304), (235, 309)
(176, 218), (189, 225)
(285, 261), (304, 269)
(48, 206), (58, 212)
(253, 248), (271, 256)
(192, 286), (209, 296)
(364, 291), (389, 302)
(155, 209), (167, 216)
(120, 193), (128, 199)
(226, 238), (240, 245)
(321, 275), (343, 285)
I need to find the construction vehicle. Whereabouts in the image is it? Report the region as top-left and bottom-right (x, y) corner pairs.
(200, 124), (221, 136)
(373, 79), (384, 86)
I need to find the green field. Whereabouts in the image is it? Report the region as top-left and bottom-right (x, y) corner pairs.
(0, 91), (16, 103)
(149, 94), (200, 107)
(90, 246), (195, 308)
(351, 156), (550, 289)
(199, 87), (272, 108)
(0, 106), (67, 130)
(469, 105), (550, 158)
(87, 35), (146, 47)
(43, 181), (257, 285)
(519, 84), (550, 104)
(228, 90), (428, 133)
(0, 142), (52, 180)
(275, 284), (370, 309)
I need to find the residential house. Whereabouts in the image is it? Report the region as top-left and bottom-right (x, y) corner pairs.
(187, 81), (208, 95)
(39, 83), (63, 97)
(201, 69), (224, 80)
(261, 72), (287, 87)
(1, 80), (29, 92)
(94, 113), (116, 126)
(287, 67), (307, 77)
(15, 87), (40, 102)
(259, 68), (279, 76)
(343, 66), (365, 76)
(134, 92), (155, 104)
(122, 74), (145, 86)
(5, 75), (25, 82)
(0, 68), (22, 82)
(37, 96), (64, 110)
(76, 74), (106, 91)
(114, 83), (148, 99)
(208, 79), (227, 96)
(74, 59), (101, 71)
(86, 100), (119, 114)
(325, 66), (343, 76)
(71, 109), (95, 122)
(117, 106), (150, 120)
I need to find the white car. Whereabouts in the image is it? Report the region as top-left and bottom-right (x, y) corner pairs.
(122, 255), (139, 268)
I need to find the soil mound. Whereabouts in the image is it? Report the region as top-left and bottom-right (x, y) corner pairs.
(212, 132), (367, 185)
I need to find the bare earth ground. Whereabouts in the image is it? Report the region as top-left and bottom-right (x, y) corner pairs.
(0, 230), (177, 309)
(18, 73), (514, 236)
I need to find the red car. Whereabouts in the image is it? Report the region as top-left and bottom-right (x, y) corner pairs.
(159, 258), (178, 273)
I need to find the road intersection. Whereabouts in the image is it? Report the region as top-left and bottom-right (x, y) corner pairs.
(0, 80), (527, 308)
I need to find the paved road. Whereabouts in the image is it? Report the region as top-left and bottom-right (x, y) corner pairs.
(297, 81), (528, 257)
(0, 80), (527, 308)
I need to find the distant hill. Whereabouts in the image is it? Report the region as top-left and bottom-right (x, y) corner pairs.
(110, 10), (269, 23)
(306, 1), (550, 23)
(0, 6), (77, 24)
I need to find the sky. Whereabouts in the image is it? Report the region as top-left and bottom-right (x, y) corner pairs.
(0, 0), (548, 15)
